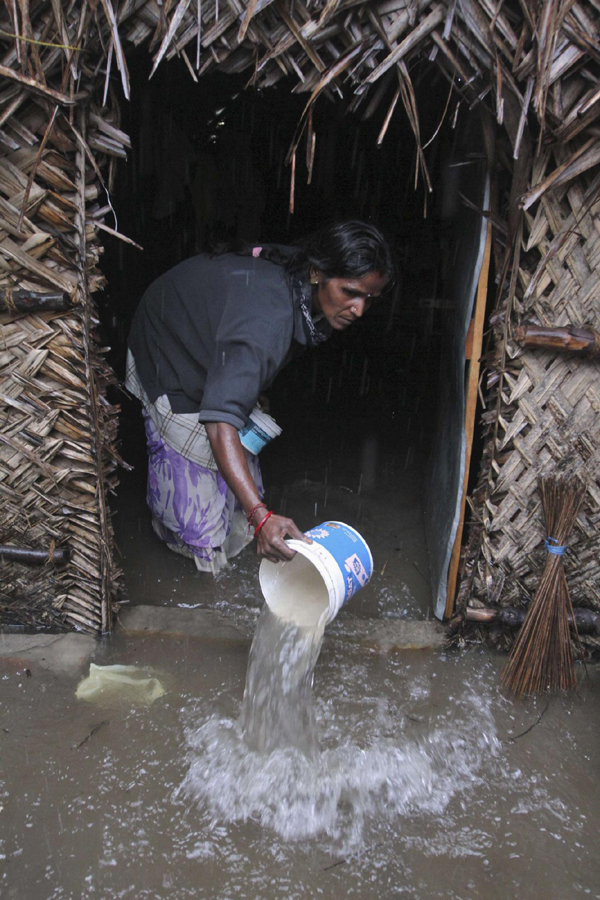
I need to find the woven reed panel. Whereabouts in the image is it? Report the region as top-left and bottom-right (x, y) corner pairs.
(0, 93), (122, 632)
(0, 307), (122, 632)
(470, 157), (600, 614)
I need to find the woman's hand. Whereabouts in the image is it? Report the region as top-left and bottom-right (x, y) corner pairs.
(205, 421), (311, 563)
(257, 392), (271, 414)
(252, 510), (311, 563)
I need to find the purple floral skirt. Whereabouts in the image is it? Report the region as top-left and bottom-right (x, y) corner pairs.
(143, 413), (264, 573)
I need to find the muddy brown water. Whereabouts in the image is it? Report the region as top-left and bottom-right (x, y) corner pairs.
(2, 627), (599, 900)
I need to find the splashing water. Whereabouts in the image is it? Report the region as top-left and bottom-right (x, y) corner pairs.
(179, 606), (501, 848)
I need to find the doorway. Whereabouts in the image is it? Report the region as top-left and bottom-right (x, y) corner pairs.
(99, 49), (488, 621)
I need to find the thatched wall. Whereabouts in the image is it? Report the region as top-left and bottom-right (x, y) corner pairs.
(1, 0), (599, 634)
(457, 145), (600, 651)
(0, 22), (126, 632)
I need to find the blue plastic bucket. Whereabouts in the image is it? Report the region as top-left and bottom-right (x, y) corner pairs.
(259, 522), (373, 627)
(238, 408), (282, 455)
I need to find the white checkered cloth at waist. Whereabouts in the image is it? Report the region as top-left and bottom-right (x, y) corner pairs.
(125, 349), (218, 470)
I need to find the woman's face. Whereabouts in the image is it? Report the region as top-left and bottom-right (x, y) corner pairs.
(312, 270), (389, 331)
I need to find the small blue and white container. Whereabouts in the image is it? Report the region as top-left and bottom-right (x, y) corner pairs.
(259, 522), (373, 628)
(238, 408), (282, 455)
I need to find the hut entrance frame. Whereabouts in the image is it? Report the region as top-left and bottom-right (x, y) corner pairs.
(1, 1), (600, 645)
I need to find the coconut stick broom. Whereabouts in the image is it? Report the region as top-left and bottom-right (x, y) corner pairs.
(501, 475), (586, 698)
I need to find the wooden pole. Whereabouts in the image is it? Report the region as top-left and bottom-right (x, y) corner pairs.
(513, 323), (600, 356)
(76, 110), (113, 634)
(0, 545), (69, 565)
(445, 223), (493, 619)
(458, 604), (600, 635)
(0, 290), (72, 313)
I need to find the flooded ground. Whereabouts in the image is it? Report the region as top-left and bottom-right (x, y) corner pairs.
(5, 339), (598, 898)
(2, 628), (599, 899)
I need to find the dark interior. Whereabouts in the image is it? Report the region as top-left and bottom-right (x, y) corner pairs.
(99, 49), (480, 617)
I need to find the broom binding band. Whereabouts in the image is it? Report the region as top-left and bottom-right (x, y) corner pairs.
(545, 537), (566, 556)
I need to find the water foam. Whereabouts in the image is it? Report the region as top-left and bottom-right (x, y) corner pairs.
(180, 683), (500, 847)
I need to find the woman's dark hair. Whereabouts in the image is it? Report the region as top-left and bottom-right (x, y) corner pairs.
(288, 220), (395, 286)
(211, 220), (395, 288)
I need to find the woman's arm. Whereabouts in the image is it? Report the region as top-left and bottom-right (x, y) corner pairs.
(205, 422), (310, 563)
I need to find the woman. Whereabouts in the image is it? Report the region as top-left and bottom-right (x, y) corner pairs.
(126, 220), (393, 572)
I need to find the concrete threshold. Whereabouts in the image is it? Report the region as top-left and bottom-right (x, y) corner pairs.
(0, 607), (445, 675)
(0, 632), (97, 674)
(117, 605), (446, 651)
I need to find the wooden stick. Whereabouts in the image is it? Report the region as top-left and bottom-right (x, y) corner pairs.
(0, 289), (72, 313)
(0, 64), (75, 105)
(462, 604), (600, 634)
(76, 109), (113, 635)
(513, 323), (600, 357)
(445, 221), (492, 618)
(0, 545), (69, 566)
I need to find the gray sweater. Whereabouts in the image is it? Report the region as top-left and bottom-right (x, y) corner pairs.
(128, 252), (315, 430)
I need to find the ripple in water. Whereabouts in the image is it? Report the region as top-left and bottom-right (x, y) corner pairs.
(179, 607), (500, 846)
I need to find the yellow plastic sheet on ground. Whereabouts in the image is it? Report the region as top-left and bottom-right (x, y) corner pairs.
(76, 663), (166, 705)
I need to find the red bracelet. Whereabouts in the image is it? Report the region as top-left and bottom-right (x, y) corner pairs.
(253, 510), (273, 537)
(246, 501), (268, 524)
